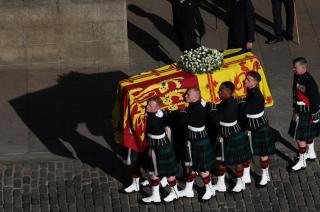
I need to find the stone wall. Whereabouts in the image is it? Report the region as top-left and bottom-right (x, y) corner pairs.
(1, 0), (129, 157)
(0, 0), (129, 71)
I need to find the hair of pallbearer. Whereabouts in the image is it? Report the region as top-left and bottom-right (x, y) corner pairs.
(247, 71), (261, 82)
(221, 81), (235, 93)
(148, 96), (164, 108)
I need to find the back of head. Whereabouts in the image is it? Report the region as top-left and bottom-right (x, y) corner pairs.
(221, 81), (235, 93)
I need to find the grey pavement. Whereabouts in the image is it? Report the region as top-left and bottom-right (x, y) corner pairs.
(0, 154), (319, 211)
(1, 0), (320, 211)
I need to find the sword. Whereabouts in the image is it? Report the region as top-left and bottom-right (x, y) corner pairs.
(150, 149), (159, 176)
(218, 137), (224, 162)
(293, 0), (300, 45)
(124, 148), (132, 166)
(246, 130), (254, 154)
(165, 126), (172, 142)
(293, 112), (299, 140)
(159, 43), (173, 59)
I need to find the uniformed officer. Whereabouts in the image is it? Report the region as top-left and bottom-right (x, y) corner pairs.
(266, 0), (294, 44)
(227, 0), (255, 49)
(289, 57), (320, 171)
(170, 0), (205, 51)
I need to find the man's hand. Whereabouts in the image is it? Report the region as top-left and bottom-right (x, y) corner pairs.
(246, 42), (253, 49)
(235, 97), (246, 104)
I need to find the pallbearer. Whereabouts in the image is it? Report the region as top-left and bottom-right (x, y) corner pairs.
(239, 71), (275, 186)
(141, 97), (180, 203)
(178, 88), (216, 201)
(289, 57), (320, 171)
(209, 81), (252, 193)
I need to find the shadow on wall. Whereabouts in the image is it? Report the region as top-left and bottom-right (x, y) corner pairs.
(127, 21), (174, 64)
(128, 4), (179, 46)
(9, 71), (130, 184)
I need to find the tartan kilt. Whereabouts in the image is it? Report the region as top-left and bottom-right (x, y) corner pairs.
(153, 143), (179, 177)
(252, 125), (275, 156)
(191, 137), (215, 172)
(289, 113), (320, 140)
(224, 132), (252, 166)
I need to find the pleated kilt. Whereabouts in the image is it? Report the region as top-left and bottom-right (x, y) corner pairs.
(190, 137), (215, 172)
(289, 113), (320, 140)
(252, 125), (275, 156)
(224, 132), (252, 166)
(150, 143), (179, 177)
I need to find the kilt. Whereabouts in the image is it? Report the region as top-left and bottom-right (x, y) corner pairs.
(224, 132), (252, 166)
(288, 113), (320, 140)
(190, 137), (215, 172)
(151, 143), (179, 177)
(252, 125), (275, 156)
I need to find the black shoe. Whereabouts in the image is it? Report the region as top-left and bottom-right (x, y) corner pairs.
(284, 31), (293, 41)
(265, 38), (284, 44)
(285, 35), (293, 41)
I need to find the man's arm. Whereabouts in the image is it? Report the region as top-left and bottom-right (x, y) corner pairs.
(245, 0), (255, 44)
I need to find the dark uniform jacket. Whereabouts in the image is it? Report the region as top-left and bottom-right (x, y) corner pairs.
(244, 87), (264, 115)
(187, 100), (206, 127)
(227, 0), (255, 49)
(146, 110), (170, 148)
(210, 97), (239, 123)
(240, 86), (268, 130)
(209, 97), (242, 137)
(293, 72), (320, 119)
(146, 111), (165, 136)
(171, 0), (205, 34)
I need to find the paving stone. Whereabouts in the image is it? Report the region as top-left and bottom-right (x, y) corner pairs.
(49, 192), (58, 205)
(56, 163), (63, 169)
(4, 169), (13, 178)
(3, 188), (12, 205)
(271, 204), (281, 212)
(22, 177), (30, 185)
(31, 193), (40, 205)
(13, 171), (22, 179)
(13, 207), (22, 212)
(30, 181), (37, 188)
(12, 189), (22, 207)
(65, 172), (73, 180)
(64, 162), (73, 171)
(245, 203), (255, 212)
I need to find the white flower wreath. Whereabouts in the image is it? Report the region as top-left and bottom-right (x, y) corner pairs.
(177, 46), (224, 73)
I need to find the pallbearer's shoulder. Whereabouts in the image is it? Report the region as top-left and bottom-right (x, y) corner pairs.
(305, 72), (316, 82)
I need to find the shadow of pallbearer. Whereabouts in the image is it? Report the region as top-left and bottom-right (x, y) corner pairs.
(10, 71), (131, 184)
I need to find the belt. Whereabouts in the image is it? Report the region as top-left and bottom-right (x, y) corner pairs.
(296, 101), (306, 106)
(219, 120), (237, 127)
(247, 111), (264, 118)
(187, 125), (205, 132)
(147, 133), (165, 139)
